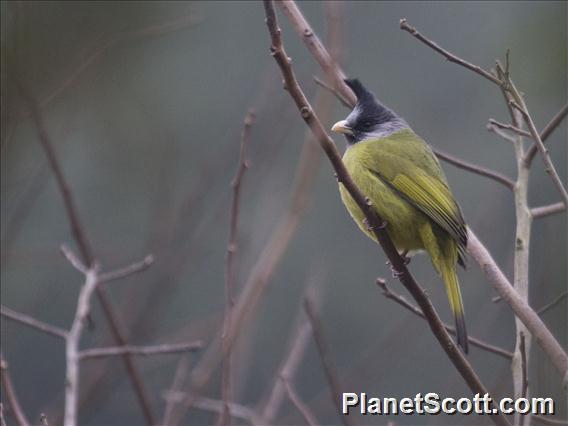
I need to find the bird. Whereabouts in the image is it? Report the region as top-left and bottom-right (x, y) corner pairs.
(331, 78), (469, 353)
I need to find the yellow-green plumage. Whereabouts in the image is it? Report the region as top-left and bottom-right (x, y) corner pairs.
(339, 128), (469, 352)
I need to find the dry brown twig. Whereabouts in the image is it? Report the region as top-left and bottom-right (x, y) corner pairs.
(524, 104), (568, 167)
(218, 109), (256, 426)
(263, 2), (510, 425)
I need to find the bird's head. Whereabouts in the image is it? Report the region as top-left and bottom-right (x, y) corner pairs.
(331, 78), (406, 144)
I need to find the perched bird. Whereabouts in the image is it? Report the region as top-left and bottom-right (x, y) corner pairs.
(332, 78), (469, 353)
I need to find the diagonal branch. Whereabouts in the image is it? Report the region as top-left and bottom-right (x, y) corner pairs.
(509, 99), (568, 206)
(433, 148), (515, 190)
(399, 18), (503, 86)
(525, 104), (568, 166)
(263, 3), (510, 425)
(0, 306), (68, 340)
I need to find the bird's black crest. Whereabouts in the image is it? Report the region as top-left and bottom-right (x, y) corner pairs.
(344, 78), (374, 102)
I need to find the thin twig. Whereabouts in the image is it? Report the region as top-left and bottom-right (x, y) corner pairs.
(263, 4), (510, 425)
(219, 109), (256, 426)
(0, 306), (68, 340)
(262, 317), (313, 422)
(487, 122), (519, 144)
(0, 354), (31, 426)
(99, 255), (155, 284)
(78, 341), (203, 360)
(537, 292), (568, 316)
(399, 18), (503, 86)
(531, 202), (566, 219)
(0, 404), (5, 426)
(65, 263), (100, 426)
(376, 279), (514, 360)
(488, 119), (531, 138)
(280, 375), (318, 426)
(303, 296), (352, 426)
(433, 148), (515, 190)
(510, 98), (568, 206)
(313, 76), (350, 108)
(525, 104), (568, 166)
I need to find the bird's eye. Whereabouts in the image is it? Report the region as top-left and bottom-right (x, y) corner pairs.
(361, 120), (373, 129)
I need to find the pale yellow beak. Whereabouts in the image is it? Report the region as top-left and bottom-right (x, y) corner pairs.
(331, 120), (353, 135)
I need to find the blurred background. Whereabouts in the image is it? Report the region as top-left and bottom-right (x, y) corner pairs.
(1, 1), (566, 425)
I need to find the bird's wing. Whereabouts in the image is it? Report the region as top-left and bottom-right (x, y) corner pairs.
(367, 137), (467, 263)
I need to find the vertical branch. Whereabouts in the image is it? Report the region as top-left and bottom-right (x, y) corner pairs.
(496, 64), (533, 426)
(218, 110), (256, 426)
(64, 256), (100, 426)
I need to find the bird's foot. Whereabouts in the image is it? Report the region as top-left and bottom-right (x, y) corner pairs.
(363, 218), (387, 232)
(401, 250), (411, 265)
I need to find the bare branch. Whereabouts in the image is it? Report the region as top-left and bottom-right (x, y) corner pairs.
(99, 254), (155, 284)
(488, 119), (531, 138)
(537, 292), (568, 316)
(263, 4), (509, 424)
(399, 18), (503, 86)
(219, 109), (256, 426)
(525, 104), (568, 166)
(262, 317), (312, 422)
(65, 265), (100, 426)
(0, 354), (31, 426)
(281, 375), (318, 426)
(531, 202), (566, 219)
(433, 148), (515, 190)
(376, 279), (514, 360)
(313, 75), (350, 108)
(487, 122), (519, 143)
(303, 296), (352, 426)
(468, 230), (568, 383)
(79, 341), (203, 360)
(0, 306), (68, 340)
(60, 244), (87, 274)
